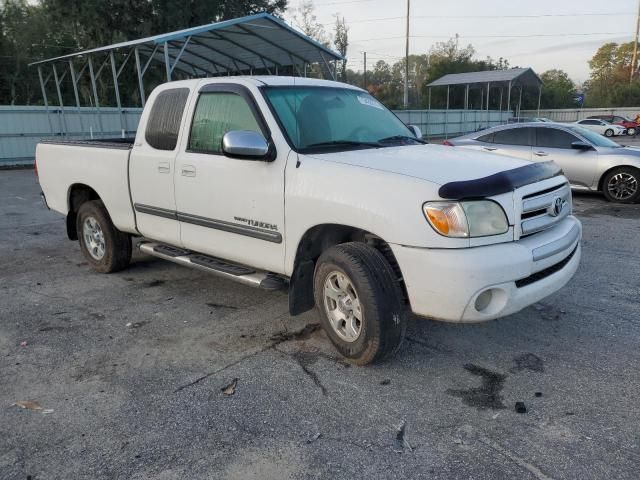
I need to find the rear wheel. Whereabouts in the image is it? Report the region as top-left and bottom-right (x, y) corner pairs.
(604, 129), (614, 137)
(627, 127), (636, 136)
(602, 167), (640, 203)
(314, 242), (406, 365)
(77, 200), (132, 273)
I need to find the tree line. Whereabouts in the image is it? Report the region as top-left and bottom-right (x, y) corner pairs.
(0, 0), (637, 109)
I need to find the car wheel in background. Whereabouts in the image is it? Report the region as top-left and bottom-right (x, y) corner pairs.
(627, 127), (636, 136)
(76, 200), (132, 273)
(604, 129), (614, 137)
(313, 242), (406, 365)
(602, 167), (640, 203)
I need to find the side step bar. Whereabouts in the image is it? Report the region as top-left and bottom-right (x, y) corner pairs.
(138, 242), (287, 291)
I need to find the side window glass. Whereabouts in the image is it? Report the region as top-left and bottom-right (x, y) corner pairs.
(476, 132), (494, 143)
(536, 128), (578, 149)
(145, 88), (190, 150)
(188, 92), (262, 154)
(493, 128), (531, 146)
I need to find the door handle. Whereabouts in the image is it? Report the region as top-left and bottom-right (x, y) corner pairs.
(181, 165), (196, 177)
(157, 162), (170, 174)
(483, 147), (497, 151)
(533, 151), (549, 157)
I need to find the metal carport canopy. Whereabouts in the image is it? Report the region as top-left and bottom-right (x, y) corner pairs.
(426, 68), (542, 88)
(29, 13), (343, 78)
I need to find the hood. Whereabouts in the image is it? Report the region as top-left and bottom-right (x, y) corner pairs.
(602, 145), (640, 156)
(306, 144), (532, 185)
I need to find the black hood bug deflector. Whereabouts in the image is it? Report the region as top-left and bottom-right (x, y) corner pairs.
(438, 161), (563, 200)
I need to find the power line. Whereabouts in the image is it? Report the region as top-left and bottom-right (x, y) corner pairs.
(351, 32), (633, 42)
(317, 12), (635, 25)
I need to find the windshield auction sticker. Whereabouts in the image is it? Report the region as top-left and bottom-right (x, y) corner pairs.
(357, 95), (384, 110)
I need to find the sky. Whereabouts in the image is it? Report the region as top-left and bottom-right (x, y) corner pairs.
(283, 0), (639, 84)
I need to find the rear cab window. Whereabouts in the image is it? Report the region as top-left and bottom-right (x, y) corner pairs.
(145, 88), (190, 150)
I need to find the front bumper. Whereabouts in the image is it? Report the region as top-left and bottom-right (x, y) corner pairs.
(391, 216), (581, 323)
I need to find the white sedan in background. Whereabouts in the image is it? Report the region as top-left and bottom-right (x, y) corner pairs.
(574, 119), (627, 137)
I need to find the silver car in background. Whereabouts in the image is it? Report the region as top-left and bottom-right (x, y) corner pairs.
(447, 123), (640, 203)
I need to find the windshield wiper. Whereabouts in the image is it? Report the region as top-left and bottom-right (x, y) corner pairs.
(304, 140), (382, 149)
(378, 135), (427, 145)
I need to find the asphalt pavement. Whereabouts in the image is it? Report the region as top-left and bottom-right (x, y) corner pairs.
(1, 169), (639, 480)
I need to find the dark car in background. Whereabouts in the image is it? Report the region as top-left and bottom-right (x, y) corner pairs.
(587, 115), (638, 135)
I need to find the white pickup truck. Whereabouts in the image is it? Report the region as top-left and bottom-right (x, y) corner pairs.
(36, 76), (582, 364)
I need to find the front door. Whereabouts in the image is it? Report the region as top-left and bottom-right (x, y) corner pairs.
(174, 84), (286, 274)
(533, 126), (598, 188)
(129, 87), (190, 245)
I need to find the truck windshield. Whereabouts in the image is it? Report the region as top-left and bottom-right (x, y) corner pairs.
(262, 86), (420, 152)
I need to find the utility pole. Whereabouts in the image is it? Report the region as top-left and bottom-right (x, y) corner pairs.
(632, 0), (640, 83)
(363, 51), (367, 90)
(403, 0), (410, 108)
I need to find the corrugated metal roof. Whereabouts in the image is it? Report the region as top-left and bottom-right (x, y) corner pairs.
(29, 13), (342, 75)
(427, 68), (542, 87)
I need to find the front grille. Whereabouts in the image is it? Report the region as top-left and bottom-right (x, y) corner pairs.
(515, 245), (577, 288)
(519, 182), (571, 237)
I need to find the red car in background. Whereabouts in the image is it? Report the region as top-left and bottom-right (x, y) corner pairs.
(587, 115), (638, 135)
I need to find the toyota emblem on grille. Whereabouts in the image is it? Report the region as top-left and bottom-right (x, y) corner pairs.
(551, 197), (565, 216)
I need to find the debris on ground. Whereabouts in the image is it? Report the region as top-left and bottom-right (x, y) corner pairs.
(19, 341), (27, 347)
(306, 432), (321, 444)
(221, 378), (238, 396)
(515, 402), (527, 414)
(534, 392), (543, 397)
(270, 323), (321, 343)
(13, 401), (43, 411)
(380, 379), (391, 385)
(394, 420), (412, 452)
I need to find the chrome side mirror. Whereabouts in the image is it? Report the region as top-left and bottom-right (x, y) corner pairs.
(222, 130), (270, 160)
(408, 124), (422, 139)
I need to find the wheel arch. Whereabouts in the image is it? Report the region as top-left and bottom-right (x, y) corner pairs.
(288, 223), (406, 316)
(597, 164), (640, 192)
(66, 184), (101, 240)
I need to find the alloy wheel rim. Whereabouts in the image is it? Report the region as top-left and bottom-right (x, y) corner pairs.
(607, 172), (638, 201)
(323, 271), (363, 343)
(83, 216), (106, 260)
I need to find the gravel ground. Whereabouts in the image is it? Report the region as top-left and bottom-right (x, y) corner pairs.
(1, 169), (639, 480)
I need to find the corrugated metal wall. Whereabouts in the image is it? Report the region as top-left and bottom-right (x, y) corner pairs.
(0, 106), (142, 166)
(394, 109), (511, 139)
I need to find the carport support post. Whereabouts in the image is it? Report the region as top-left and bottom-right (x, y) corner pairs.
(537, 85), (542, 116)
(486, 82), (490, 126)
(507, 81), (512, 116)
(134, 47), (146, 107)
(68, 60), (84, 134)
(37, 66), (54, 134)
(464, 84), (469, 110)
(517, 85), (523, 118)
(499, 88), (503, 111)
(52, 64), (67, 136)
(109, 51), (125, 134)
(428, 87), (431, 110)
(88, 57), (104, 134)
(164, 42), (172, 81)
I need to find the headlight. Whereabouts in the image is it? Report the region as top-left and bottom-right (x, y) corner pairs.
(423, 200), (509, 238)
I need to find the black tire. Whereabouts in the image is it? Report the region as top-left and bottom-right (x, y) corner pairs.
(601, 167), (640, 204)
(76, 200), (132, 273)
(313, 242), (406, 365)
(604, 129), (614, 137)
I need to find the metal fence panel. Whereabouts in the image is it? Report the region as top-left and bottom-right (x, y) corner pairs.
(0, 106), (142, 166)
(392, 109), (511, 139)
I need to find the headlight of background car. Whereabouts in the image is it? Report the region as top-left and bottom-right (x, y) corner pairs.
(423, 200), (509, 238)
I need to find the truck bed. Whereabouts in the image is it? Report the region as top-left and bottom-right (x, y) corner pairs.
(36, 140), (137, 234)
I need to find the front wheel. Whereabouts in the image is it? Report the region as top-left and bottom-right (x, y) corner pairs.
(627, 127), (636, 136)
(602, 167), (640, 203)
(314, 242), (406, 365)
(77, 200), (132, 273)
(604, 129), (614, 137)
